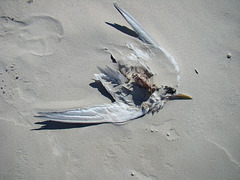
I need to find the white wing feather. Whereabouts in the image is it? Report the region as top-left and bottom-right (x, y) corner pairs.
(38, 102), (146, 124)
(114, 3), (158, 48)
(94, 66), (135, 105)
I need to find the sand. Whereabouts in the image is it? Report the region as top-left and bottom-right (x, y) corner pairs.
(0, 0), (240, 179)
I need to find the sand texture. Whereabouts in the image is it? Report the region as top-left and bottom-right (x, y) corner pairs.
(0, 0), (240, 179)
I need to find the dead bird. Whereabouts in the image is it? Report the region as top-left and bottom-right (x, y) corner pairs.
(37, 3), (191, 124)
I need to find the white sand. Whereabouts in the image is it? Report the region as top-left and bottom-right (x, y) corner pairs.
(0, 0), (240, 179)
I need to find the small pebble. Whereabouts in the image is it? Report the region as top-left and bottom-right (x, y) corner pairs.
(27, 0), (33, 4)
(15, 76), (19, 80)
(131, 172), (135, 176)
(3, 91), (6, 94)
(227, 53), (231, 59)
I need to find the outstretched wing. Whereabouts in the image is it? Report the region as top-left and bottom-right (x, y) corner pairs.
(114, 3), (158, 48)
(113, 3), (180, 88)
(37, 102), (146, 124)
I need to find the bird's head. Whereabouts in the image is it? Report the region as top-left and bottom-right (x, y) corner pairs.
(141, 86), (192, 114)
(162, 86), (192, 100)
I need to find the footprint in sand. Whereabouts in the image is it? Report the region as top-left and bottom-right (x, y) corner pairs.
(0, 15), (64, 56)
(146, 120), (180, 141)
(159, 120), (180, 141)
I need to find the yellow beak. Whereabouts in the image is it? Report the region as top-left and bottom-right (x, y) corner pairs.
(171, 93), (192, 100)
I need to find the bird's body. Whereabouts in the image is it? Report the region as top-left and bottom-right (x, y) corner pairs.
(37, 3), (191, 124)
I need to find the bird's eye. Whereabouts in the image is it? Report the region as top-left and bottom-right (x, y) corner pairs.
(164, 86), (176, 94)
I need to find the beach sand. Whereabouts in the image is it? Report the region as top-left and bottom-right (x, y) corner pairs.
(0, 0), (240, 179)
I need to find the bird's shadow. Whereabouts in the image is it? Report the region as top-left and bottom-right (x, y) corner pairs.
(32, 121), (105, 130)
(89, 80), (115, 103)
(105, 22), (138, 38)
